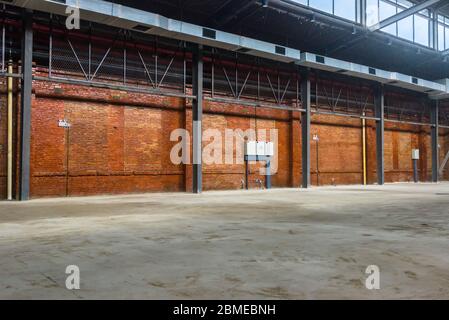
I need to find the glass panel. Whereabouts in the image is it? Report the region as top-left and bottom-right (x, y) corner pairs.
(438, 24), (445, 50)
(398, 14), (413, 42)
(379, 0), (396, 20)
(379, 0), (397, 35)
(366, 0), (379, 26)
(414, 14), (428, 46)
(309, 0), (333, 14)
(446, 27), (449, 50)
(334, 0), (356, 21)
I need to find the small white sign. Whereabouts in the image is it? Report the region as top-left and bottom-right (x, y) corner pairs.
(412, 149), (420, 160)
(265, 142), (274, 156)
(312, 134), (320, 141)
(245, 141), (257, 156)
(256, 142), (266, 156)
(58, 119), (71, 128)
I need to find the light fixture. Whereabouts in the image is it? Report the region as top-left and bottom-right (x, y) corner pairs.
(262, 0), (269, 8)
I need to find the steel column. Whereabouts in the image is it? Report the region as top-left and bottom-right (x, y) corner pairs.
(192, 45), (203, 194)
(360, 0), (367, 26)
(375, 85), (385, 185)
(431, 9), (438, 50)
(20, 10), (33, 200)
(301, 69), (311, 188)
(431, 100), (439, 182)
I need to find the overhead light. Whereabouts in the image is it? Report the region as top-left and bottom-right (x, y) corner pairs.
(387, 38), (392, 46)
(311, 14), (316, 22)
(262, 0), (269, 7)
(352, 26), (356, 35)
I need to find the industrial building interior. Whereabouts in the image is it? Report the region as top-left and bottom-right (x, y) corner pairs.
(1, 0), (449, 300)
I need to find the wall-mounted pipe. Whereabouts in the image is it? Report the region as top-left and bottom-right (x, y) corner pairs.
(362, 112), (367, 185)
(7, 61), (13, 200)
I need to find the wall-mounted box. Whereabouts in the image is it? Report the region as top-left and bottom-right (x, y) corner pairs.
(257, 142), (266, 156)
(265, 142), (274, 156)
(412, 149), (420, 160)
(245, 141), (257, 156)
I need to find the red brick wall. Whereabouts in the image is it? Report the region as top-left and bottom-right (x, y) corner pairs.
(310, 115), (364, 186)
(30, 84), (186, 197)
(0, 77), (442, 199)
(0, 80), (6, 199)
(440, 129), (449, 180)
(383, 123), (432, 183)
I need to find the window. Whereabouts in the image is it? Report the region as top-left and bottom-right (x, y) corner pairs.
(334, 0), (356, 21)
(291, 0), (357, 22)
(438, 24), (445, 50)
(397, 10), (413, 41)
(366, 0), (433, 48)
(446, 26), (449, 50)
(414, 14), (429, 46)
(309, 0), (333, 14)
(366, 0), (379, 26)
(289, 0), (445, 49)
(379, 0), (397, 35)
(437, 14), (449, 51)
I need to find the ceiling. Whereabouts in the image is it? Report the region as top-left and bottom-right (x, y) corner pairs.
(108, 0), (449, 81)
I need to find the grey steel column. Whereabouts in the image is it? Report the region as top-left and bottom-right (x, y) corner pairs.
(375, 85), (385, 185)
(431, 9), (438, 50)
(431, 99), (439, 182)
(360, 0), (367, 26)
(192, 44), (203, 193)
(20, 10), (33, 200)
(301, 69), (311, 188)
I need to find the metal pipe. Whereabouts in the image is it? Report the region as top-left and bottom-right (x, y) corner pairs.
(7, 61), (13, 200)
(362, 112), (367, 185)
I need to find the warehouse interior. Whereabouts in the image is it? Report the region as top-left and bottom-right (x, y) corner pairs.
(1, 0), (449, 200)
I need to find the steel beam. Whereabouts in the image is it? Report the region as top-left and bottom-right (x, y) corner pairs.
(369, 0), (441, 32)
(301, 69), (311, 188)
(375, 85), (385, 185)
(192, 44), (203, 194)
(20, 9), (33, 200)
(431, 99), (439, 182)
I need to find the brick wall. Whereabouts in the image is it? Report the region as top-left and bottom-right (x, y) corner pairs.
(440, 129), (449, 180)
(0, 80), (6, 198)
(0, 77), (444, 199)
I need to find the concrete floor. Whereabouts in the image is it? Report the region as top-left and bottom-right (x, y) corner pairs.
(1, 183), (449, 299)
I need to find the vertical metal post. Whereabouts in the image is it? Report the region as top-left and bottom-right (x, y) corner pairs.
(20, 10), (33, 200)
(413, 159), (419, 183)
(301, 68), (311, 188)
(375, 84), (385, 185)
(360, 0), (367, 26)
(192, 44), (203, 194)
(431, 9), (438, 50)
(7, 62), (13, 200)
(431, 99), (439, 182)
(49, 14), (52, 77)
(2, 19), (6, 72)
(266, 160), (271, 190)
